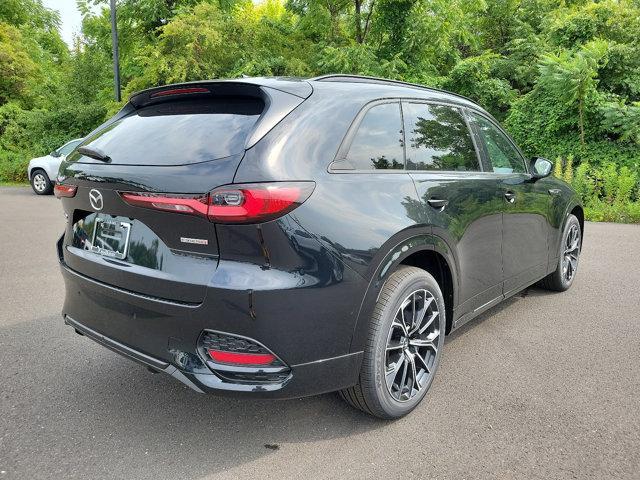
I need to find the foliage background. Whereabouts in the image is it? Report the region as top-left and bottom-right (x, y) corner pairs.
(1, 0), (639, 220)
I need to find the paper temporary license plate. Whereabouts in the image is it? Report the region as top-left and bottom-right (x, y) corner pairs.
(90, 217), (132, 260)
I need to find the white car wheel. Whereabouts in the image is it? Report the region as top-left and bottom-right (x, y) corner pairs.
(30, 170), (53, 195)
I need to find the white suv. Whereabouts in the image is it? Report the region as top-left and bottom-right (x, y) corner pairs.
(27, 138), (83, 195)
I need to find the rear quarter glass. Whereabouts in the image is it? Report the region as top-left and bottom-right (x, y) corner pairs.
(68, 97), (264, 166)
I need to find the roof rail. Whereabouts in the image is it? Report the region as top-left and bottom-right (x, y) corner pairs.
(311, 74), (476, 105)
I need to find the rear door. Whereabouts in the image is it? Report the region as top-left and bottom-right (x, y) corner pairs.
(403, 101), (504, 319)
(467, 111), (551, 295)
(326, 100), (422, 270)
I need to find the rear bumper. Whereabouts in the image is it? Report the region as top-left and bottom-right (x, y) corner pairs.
(65, 315), (206, 393)
(58, 236), (365, 399)
(64, 314), (362, 398)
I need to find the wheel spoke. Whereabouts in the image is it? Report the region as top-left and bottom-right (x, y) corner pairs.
(386, 341), (404, 352)
(569, 227), (576, 246)
(411, 292), (417, 331)
(409, 355), (420, 392)
(398, 356), (409, 397)
(410, 295), (433, 334)
(385, 355), (405, 391)
(565, 241), (579, 254)
(409, 335), (438, 353)
(564, 255), (573, 280)
(567, 227), (580, 251)
(399, 298), (411, 333)
(391, 319), (407, 336)
(414, 352), (431, 374)
(418, 310), (438, 334)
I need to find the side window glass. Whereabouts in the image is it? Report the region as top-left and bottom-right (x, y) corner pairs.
(58, 141), (80, 156)
(471, 113), (526, 173)
(403, 102), (480, 171)
(347, 102), (404, 170)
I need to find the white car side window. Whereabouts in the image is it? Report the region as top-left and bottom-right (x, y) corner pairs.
(58, 140), (81, 156)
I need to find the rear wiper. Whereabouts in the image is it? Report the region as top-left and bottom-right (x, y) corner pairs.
(77, 146), (111, 163)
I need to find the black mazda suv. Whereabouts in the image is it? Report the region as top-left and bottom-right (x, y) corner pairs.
(56, 75), (583, 419)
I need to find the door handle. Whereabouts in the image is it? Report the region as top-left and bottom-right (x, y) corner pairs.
(427, 198), (449, 210)
(504, 191), (516, 203)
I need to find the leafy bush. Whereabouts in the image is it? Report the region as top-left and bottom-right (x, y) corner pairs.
(0, 149), (28, 182)
(0, 100), (107, 183)
(585, 201), (640, 224)
(554, 157), (640, 223)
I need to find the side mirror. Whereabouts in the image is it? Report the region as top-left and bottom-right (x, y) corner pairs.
(50, 150), (60, 158)
(530, 157), (553, 180)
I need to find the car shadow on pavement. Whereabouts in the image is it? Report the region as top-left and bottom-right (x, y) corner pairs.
(445, 285), (552, 343)
(0, 314), (383, 479)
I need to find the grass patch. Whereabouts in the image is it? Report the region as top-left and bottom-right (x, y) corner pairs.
(0, 181), (29, 187)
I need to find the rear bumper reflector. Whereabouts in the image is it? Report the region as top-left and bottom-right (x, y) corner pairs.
(208, 349), (276, 366)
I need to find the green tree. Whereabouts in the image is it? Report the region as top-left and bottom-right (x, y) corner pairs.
(443, 53), (516, 121)
(0, 23), (38, 105)
(538, 39), (609, 144)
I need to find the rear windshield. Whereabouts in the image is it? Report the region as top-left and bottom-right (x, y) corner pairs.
(75, 97), (263, 166)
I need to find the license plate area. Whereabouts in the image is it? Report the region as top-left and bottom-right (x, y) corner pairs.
(91, 217), (132, 260)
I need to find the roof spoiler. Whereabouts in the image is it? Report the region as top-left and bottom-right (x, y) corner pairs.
(129, 78), (313, 108)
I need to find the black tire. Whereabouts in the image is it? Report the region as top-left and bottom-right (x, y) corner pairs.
(30, 169), (53, 195)
(538, 214), (581, 292)
(340, 266), (446, 419)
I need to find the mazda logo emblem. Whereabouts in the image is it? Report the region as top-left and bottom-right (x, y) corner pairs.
(89, 189), (103, 211)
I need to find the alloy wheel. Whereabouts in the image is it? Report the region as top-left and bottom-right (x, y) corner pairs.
(562, 224), (580, 283)
(384, 289), (440, 402)
(33, 173), (47, 192)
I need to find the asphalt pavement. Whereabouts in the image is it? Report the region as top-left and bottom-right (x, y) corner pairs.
(1, 186), (639, 479)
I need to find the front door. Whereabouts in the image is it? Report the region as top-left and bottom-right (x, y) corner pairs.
(468, 111), (551, 295)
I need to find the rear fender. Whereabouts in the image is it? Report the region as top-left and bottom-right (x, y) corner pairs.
(348, 231), (459, 354)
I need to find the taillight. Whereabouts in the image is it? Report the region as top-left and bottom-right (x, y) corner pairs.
(207, 183), (314, 223)
(54, 184), (77, 198)
(119, 182), (314, 224)
(120, 192), (209, 216)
